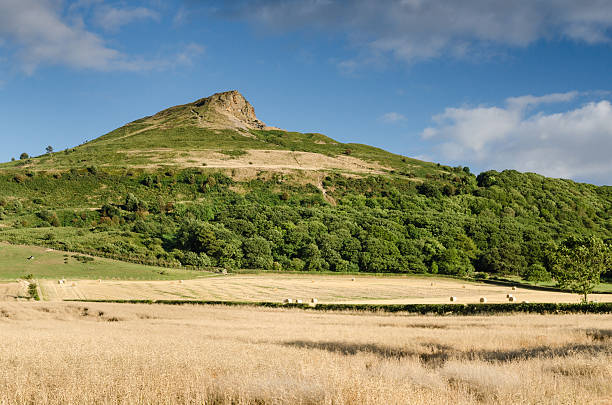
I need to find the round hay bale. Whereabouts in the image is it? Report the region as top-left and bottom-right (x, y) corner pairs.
(508, 296), (516, 302)
(479, 297), (487, 303)
(283, 298), (293, 304)
(449, 296), (457, 302)
(296, 299), (303, 304)
(310, 298), (318, 304)
(512, 286), (516, 290)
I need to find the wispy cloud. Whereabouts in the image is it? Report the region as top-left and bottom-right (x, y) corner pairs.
(203, 1), (612, 69)
(380, 112), (407, 123)
(422, 92), (612, 184)
(93, 5), (160, 32)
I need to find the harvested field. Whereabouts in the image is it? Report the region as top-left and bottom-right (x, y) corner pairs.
(0, 282), (24, 301)
(38, 274), (612, 304)
(0, 302), (610, 404)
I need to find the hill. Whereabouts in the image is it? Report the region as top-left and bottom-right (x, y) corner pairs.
(0, 90), (441, 178)
(0, 91), (610, 281)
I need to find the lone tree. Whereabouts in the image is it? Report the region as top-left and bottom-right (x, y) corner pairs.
(19, 152), (29, 160)
(550, 236), (611, 302)
(45, 145), (53, 154)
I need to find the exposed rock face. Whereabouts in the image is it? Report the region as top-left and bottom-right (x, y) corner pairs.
(147, 90), (281, 133)
(191, 90), (280, 131)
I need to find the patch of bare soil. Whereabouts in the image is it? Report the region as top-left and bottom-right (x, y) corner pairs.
(125, 149), (391, 174)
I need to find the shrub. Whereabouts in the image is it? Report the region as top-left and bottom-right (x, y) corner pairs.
(417, 182), (441, 198)
(27, 282), (40, 301)
(522, 263), (552, 284)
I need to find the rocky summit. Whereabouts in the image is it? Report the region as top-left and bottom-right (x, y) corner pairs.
(148, 90), (281, 132)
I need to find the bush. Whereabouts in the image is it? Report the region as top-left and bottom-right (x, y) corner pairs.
(125, 193), (147, 212)
(27, 282), (40, 301)
(474, 272), (489, 280)
(37, 210), (60, 227)
(179, 251), (213, 268)
(417, 182), (441, 198)
(522, 263), (551, 284)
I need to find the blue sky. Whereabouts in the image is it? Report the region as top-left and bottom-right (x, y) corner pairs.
(1, 1), (612, 185)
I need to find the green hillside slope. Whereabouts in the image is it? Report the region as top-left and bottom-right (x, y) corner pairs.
(0, 91), (610, 281)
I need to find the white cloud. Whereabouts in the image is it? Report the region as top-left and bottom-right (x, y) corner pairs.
(0, 0), (203, 74)
(211, 1), (612, 66)
(0, 0), (123, 73)
(380, 112), (407, 123)
(93, 5), (160, 32)
(421, 92), (612, 185)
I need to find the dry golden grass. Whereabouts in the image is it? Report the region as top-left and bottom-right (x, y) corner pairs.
(37, 273), (612, 304)
(0, 302), (610, 404)
(0, 282), (25, 301)
(125, 149), (390, 173)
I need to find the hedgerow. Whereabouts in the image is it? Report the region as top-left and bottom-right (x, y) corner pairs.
(64, 299), (612, 315)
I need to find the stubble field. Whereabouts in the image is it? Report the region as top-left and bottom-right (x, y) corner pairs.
(36, 274), (612, 304)
(0, 302), (610, 404)
(3, 243), (611, 305)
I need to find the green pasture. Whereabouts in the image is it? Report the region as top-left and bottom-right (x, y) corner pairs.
(0, 243), (210, 281)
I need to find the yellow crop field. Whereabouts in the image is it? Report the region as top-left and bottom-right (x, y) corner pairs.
(36, 274), (612, 304)
(0, 302), (610, 404)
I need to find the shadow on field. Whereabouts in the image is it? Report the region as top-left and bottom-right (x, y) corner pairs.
(377, 322), (449, 329)
(281, 339), (612, 367)
(281, 340), (452, 366)
(468, 343), (612, 363)
(586, 329), (612, 341)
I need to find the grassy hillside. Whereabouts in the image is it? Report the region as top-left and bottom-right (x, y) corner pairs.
(0, 126), (441, 179)
(0, 90), (441, 177)
(0, 91), (609, 283)
(0, 244), (207, 281)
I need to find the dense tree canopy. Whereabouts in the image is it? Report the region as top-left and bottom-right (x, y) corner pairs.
(0, 167), (610, 286)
